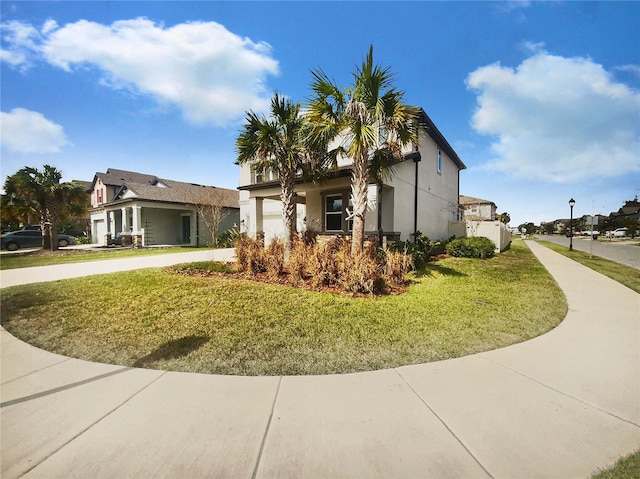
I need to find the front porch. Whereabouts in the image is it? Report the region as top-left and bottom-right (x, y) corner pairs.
(90, 202), (201, 247)
(239, 177), (399, 244)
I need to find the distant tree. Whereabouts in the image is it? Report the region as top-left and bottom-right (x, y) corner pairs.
(541, 222), (556, 235)
(517, 222), (536, 235)
(3, 165), (88, 251)
(496, 212), (511, 224)
(193, 188), (231, 247)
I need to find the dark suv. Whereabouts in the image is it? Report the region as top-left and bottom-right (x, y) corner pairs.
(1, 227), (77, 251)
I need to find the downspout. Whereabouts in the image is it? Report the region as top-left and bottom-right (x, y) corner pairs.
(377, 181), (383, 246)
(413, 155), (420, 241)
(196, 211), (200, 247)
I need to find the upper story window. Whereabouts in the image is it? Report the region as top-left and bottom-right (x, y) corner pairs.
(437, 150), (442, 174)
(96, 189), (104, 205)
(252, 168), (279, 184)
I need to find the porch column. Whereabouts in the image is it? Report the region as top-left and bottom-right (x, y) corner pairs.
(248, 197), (264, 238)
(132, 206), (142, 234)
(121, 207), (129, 233)
(107, 210), (115, 233)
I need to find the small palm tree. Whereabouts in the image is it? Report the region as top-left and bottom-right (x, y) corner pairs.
(307, 46), (418, 255)
(236, 93), (328, 260)
(3, 165), (88, 250)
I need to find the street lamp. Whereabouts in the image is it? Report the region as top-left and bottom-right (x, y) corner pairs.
(569, 198), (576, 251)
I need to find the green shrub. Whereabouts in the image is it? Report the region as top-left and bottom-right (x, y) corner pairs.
(216, 227), (242, 248)
(446, 237), (496, 258)
(389, 231), (451, 269)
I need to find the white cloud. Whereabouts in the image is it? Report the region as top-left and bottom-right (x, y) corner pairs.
(0, 108), (69, 153)
(1, 18), (279, 126)
(466, 50), (640, 183)
(0, 20), (41, 69)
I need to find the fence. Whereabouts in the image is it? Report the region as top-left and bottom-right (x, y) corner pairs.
(466, 220), (512, 252)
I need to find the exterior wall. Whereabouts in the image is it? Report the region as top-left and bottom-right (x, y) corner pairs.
(463, 203), (496, 221)
(466, 220), (512, 252)
(237, 121), (462, 243)
(387, 132), (460, 241)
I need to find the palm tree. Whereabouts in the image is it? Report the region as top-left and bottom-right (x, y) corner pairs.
(307, 45), (418, 255)
(3, 165), (88, 250)
(236, 93), (328, 260)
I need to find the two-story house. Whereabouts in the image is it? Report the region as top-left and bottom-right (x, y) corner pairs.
(238, 108), (466, 243)
(459, 195), (497, 222)
(89, 168), (239, 246)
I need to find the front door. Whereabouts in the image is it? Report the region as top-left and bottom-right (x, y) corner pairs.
(182, 215), (191, 244)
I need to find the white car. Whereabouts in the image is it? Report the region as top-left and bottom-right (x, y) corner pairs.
(612, 227), (628, 238)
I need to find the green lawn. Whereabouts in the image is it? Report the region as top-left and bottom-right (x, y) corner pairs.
(590, 450), (640, 479)
(535, 240), (640, 293)
(0, 246), (208, 270)
(0, 240), (567, 375)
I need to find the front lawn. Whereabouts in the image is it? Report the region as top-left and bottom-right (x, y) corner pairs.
(0, 240), (567, 375)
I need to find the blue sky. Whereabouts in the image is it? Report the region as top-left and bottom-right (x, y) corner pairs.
(1, 1), (638, 227)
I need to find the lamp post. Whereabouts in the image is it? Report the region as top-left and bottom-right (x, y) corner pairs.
(569, 198), (575, 251)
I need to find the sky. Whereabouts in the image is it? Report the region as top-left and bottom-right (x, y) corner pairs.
(1, 1), (638, 228)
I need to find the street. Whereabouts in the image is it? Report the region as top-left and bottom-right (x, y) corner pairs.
(533, 234), (640, 270)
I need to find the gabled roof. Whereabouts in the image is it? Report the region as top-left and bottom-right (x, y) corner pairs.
(459, 195), (496, 207)
(92, 168), (239, 208)
(417, 108), (466, 171)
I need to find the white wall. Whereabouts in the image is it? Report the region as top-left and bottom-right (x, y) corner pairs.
(466, 220), (512, 252)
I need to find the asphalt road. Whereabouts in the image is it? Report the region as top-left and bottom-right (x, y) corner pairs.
(533, 234), (640, 270)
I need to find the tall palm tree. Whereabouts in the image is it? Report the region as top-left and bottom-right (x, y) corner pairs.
(3, 165), (88, 250)
(307, 46), (418, 255)
(236, 93), (328, 260)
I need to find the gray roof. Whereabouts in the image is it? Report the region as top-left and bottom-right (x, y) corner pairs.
(94, 168), (239, 208)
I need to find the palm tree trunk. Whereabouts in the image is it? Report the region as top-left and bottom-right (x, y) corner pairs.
(351, 154), (369, 256)
(280, 171), (297, 261)
(44, 199), (60, 251)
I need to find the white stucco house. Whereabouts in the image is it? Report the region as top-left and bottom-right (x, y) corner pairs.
(89, 169), (239, 246)
(238, 108), (466, 243)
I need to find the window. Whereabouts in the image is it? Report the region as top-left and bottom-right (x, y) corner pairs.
(437, 150), (442, 174)
(325, 195), (343, 231)
(96, 189), (104, 205)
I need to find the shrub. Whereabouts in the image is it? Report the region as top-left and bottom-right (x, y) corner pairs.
(234, 234), (266, 274)
(264, 238), (285, 278)
(381, 248), (413, 286)
(446, 237), (496, 258)
(217, 227), (242, 248)
(234, 233), (412, 295)
(288, 237), (310, 283)
(388, 231), (451, 269)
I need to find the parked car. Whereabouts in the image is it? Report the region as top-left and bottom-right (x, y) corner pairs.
(612, 227), (629, 238)
(1, 229), (77, 251)
(580, 230), (600, 239)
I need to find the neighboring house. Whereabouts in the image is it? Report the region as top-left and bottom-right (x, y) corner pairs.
(238, 108), (466, 243)
(459, 195), (510, 252)
(459, 195), (497, 221)
(89, 169), (239, 246)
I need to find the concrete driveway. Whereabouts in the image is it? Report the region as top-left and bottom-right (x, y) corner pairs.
(1, 242), (638, 478)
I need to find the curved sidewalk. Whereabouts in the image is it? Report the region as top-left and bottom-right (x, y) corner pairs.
(1, 242), (638, 478)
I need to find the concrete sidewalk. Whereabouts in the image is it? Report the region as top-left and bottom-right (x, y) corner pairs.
(1, 241), (638, 478)
(0, 248), (236, 288)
